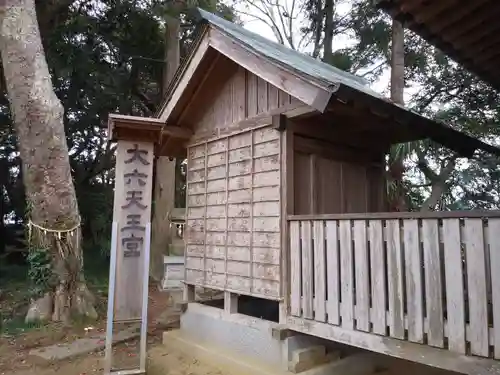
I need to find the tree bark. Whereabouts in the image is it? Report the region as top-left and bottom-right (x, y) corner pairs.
(390, 20), (405, 105)
(0, 0), (96, 323)
(150, 16), (180, 281)
(323, 0), (334, 63)
(388, 19), (406, 212)
(420, 157), (457, 212)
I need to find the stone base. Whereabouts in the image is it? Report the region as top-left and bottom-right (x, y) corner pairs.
(170, 302), (341, 373)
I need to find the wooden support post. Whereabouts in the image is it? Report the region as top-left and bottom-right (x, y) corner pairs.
(183, 283), (195, 301)
(179, 283), (195, 313)
(151, 16), (181, 281)
(224, 291), (238, 314)
(151, 157), (176, 280)
(280, 124), (294, 324)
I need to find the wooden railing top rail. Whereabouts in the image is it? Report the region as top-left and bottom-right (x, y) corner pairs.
(287, 210), (500, 221)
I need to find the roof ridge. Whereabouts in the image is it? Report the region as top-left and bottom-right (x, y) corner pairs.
(196, 8), (386, 100)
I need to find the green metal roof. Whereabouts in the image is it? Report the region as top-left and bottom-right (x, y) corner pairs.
(197, 8), (387, 101)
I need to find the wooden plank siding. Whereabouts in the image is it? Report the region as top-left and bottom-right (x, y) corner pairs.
(185, 125), (282, 299)
(183, 58), (301, 143)
(288, 216), (500, 360)
(292, 135), (386, 215)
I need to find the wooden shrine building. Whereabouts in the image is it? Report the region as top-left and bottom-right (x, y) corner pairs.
(108, 8), (500, 375)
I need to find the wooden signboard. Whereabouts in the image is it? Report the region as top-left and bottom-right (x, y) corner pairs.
(112, 140), (154, 319)
(105, 140), (154, 375)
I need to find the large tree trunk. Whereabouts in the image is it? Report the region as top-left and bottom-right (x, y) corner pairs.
(150, 16), (180, 281)
(0, 0), (96, 323)
(323, 0), (334, 63)
(388, 19), (406, 211)
(390, 20), (405, 105)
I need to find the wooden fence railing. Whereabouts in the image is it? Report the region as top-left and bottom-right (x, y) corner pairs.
(288, 212), (500, 359)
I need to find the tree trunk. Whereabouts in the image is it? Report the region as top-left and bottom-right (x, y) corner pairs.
(420, 158), (457, 212)
(390, 20), (405, 105)
(0, 0), (96, 323)
(323, 0), (334, 63)
(150, 16), (180, 281)
(388, 19), (406, 212)
(311, 0), (323, 58)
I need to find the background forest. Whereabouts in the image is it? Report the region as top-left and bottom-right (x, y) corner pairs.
(1, 0), (499, 267)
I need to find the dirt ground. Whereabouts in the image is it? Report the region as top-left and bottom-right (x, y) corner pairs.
(0, 287), (228, 375)
(1, 340), (226, 375)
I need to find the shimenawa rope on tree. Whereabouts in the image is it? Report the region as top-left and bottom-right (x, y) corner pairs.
(27, 219), (82, 258)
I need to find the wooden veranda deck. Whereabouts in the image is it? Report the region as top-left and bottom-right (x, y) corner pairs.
(287, 211), (500, 374)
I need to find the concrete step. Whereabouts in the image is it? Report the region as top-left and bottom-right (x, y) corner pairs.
(163, 329), (381, 375)
(162, 329), (290, 375)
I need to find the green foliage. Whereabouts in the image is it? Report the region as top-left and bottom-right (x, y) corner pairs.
(0, 0), (236, 261)
(26, 247), (53, 297)
(78, 183), (114, 256)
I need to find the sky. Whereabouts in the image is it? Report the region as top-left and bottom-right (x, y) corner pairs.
(230, 0), (409, 100)
(232, 0), (391, 93)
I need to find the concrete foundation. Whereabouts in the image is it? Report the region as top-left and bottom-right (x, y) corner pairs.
(171, 302), (341, 372)
(162, 302), (460, 375)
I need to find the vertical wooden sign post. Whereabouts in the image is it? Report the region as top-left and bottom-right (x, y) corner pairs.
(105, 115), (161, 375)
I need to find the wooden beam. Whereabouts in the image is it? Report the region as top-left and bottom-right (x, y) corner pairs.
(186, 104), (317, 147)
(108, 113), (192, 143)
(159, 31), (210, 122)
(472, 44), (500, 64)
(110, 113), (164, 127)
(468, 34), (500, 57)
(160, 125), (193, 140)
(460, 22), (500, 50)
(439, 3), (497, 43)
(481, 54), (500, 73)
(431, 0), (488, 34)
(176, 53), (221, 125)
(411, 0), (457, 24)
(287, 316), (500, 375)
(208, 28), (334, 113)
(272, 114), (287, 131)
(108, 113), (163, 142)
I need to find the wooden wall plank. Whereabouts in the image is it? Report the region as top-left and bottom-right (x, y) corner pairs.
(326, 221), (340, 325)
(465, 218), (489, 357)
(187, 61), (300, 141)
(268, 85), (279, 110)
(313, 221), (326, 322)
(339, 220), (354, 329)
(282, 126), (294, 322)
(317, 158), (342, 214)
(442, 219), (466, 354)
(403, 219), (424, 343)
(291, 135), (386, 216)
(386, 219), (405, 339)
(185, 123), (282, 300)
(422, 219), (444, 348)
(301, 221), (314, 319)
(257, 77), (268, 114)
(488, 219), (500, 359)
(354, 220), (370, 332)
(369, 220), (386, 335)
(232, 66), (247, 122)
(294, 152), (312, 215)
(246, 70), (258, 118)
(248, 129), (255, 295)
